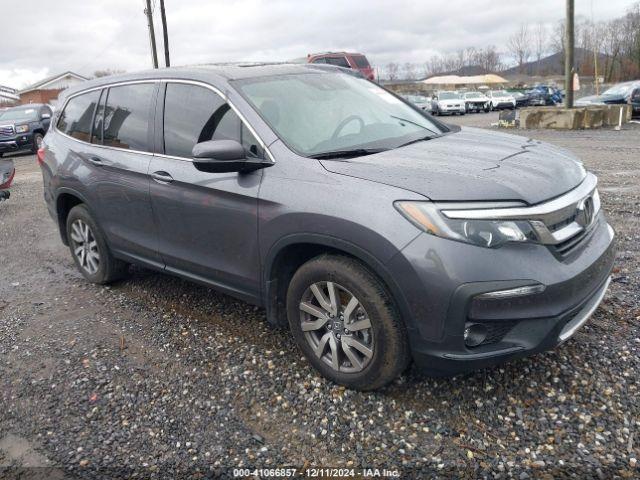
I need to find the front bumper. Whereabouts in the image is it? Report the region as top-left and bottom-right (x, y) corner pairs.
(466, 101), (487, 110)
(387, 212), (616, 375)
(437, 104), (465, 114)
(0, 132), (34, 153)
(493, 101), (515, 109)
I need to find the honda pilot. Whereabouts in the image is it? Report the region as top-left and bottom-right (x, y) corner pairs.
(39, 64), (615, 390)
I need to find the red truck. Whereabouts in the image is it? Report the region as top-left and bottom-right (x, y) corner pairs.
(307, 52), (375, 81)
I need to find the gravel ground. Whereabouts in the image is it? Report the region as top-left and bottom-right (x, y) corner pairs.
(0, 117), (639, 479)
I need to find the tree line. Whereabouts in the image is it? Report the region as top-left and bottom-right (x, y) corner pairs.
(381, 2), (640, 82)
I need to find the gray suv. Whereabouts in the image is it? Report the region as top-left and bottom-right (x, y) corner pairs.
(39, 65), (615, 390)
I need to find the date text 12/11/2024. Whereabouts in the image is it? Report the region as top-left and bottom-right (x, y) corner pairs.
(232, 468), (401, 478)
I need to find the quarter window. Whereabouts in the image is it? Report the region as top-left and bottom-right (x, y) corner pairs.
(103, 83), (155, 151)
(57, 90), (101, 142)
(163, 83), (263, 159)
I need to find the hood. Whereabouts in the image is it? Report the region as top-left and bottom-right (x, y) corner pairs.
(438, 99), (463, 105)
(320, 127), (586, 204)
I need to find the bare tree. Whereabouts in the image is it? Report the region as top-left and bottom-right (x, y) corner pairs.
(93, 69), (126, 78)
(533, 23), (547, 75)
(507, 24), (532, 74)
(403, 62), (416, 80)
(385, 63), (400, 81)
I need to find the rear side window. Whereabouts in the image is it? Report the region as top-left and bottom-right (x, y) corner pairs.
(103, 83), (155, 151)
(163, 83), (263, 159)
(351, 55), (370, 68)
(57, 90), (101, 142)
(324, 56), (350, 68)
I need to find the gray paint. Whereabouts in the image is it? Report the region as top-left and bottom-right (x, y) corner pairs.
(40, 64), (615, 373)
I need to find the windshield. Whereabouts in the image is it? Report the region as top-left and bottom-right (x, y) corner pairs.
(438, 92), (461, 100)
(0, 107), (39, 122)
(491, 91), (508, 98)
(602, 84), (633, 97)
(464, 92), (483, 98)
(235, 72), (443, 157)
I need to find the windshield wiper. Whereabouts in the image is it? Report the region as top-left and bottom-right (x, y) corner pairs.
(390, 115), (439, 135)
(310, 148), (386, 160)
(396, 134), (439, 149)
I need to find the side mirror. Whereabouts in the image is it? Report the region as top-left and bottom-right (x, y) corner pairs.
(191, 139), (272, 173)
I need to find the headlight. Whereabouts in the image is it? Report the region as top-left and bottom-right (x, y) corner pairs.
(395, 201), (536, 248)
(15, 124), (29, 133)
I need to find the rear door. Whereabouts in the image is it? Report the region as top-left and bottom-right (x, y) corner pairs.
(148, 81), (264, 301)
(59, 82), (162, 265)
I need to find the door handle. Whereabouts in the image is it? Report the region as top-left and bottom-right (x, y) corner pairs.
(87, 156), (104, 166)
(151, 171), (174, 184)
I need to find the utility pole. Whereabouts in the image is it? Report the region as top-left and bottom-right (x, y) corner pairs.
(159, 0), (170, 67)
(564, 0), (575, 108)
(145, 0), (159, 69)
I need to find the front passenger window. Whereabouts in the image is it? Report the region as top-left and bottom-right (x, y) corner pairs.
(163, 83), (263, 159)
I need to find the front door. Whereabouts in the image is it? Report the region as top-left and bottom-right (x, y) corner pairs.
(148, 82), (265, 301)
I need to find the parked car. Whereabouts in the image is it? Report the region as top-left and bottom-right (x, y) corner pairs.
(402, 94), (431, 110)
(431, 91), (466, 115)
(39, 65), (615, 390)
(0, 103), (53, 156)
(307, 52), (375, 81)
(510, 91), (530, 108)
(0, 156), (14, 201)
(535, 85), (563, 105)
(463, 91), (489, 112)
(485, 90), (516, 110)
(576, 81), (640, 117)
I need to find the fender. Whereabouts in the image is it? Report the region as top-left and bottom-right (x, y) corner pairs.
(54, 187), (92, 244)
(262, 233), (416, 332)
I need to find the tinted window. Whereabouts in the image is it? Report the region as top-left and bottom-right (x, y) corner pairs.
(163, 83), (263, 159)
(311, 58), (326, 64)
(352, 55), (370, 68)
(103, 83), (154, 151)
(57, 90), (101, 142)
(325, 56), (350, 68)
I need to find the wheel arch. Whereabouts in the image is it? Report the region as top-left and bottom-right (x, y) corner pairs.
(262, 234), (414, 331)
(55, 188), (89, 245)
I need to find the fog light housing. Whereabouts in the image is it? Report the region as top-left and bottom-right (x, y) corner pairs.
(464, 323), (487, 347)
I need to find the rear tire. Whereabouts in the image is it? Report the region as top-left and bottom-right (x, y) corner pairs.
(286, 254), (410, 390)
(66, 204), (128, 284)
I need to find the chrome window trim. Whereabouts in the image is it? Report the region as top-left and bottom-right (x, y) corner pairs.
(54, 78), (275, 164)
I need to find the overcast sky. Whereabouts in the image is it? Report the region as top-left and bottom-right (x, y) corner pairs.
(0, 0), (634, 89)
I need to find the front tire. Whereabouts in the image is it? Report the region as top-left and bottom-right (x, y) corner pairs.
(286, 255), (410, 390)
(66, 204), (128, 284)
(32, 133), (44, 154)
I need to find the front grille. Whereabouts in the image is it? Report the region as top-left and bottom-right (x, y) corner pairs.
(552, 222), (597, 257)
(0, 125), (14, 139)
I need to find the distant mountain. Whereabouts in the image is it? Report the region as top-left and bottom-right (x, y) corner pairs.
(502, 48), (610, 76)
(439, 65), (492, 76)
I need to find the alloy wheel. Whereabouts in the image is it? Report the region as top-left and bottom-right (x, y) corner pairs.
(299, 281), (374, 373)
(69, 219), (100, 274)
